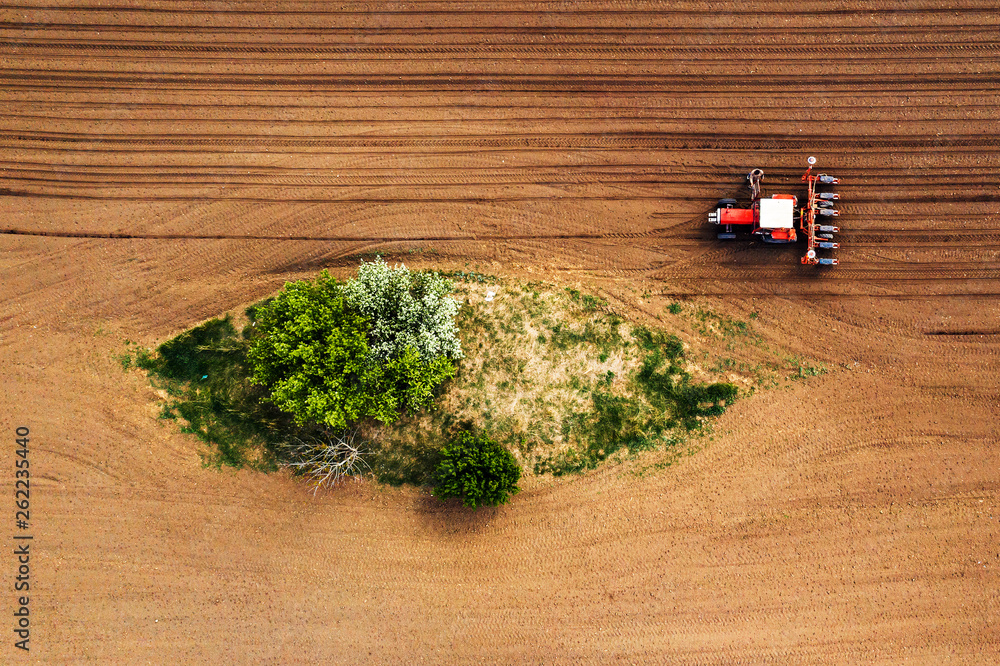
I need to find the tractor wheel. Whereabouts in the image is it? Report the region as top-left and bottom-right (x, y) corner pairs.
(717, 198), (737, 208)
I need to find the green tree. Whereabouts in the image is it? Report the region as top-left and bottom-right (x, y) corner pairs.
(247, 271), (456, 429)
(433, 430), (521, 508)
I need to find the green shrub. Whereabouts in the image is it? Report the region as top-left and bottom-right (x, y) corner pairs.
(433, 430), (521, 508)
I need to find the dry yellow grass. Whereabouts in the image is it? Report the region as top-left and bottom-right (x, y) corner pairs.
(375, 277), (798, 478)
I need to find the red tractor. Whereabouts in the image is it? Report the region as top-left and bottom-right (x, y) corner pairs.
(708, 157), (840, 266)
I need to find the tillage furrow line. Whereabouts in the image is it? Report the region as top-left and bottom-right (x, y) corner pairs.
(1, 130), (998, 152)
(0, 227), (660, 242)
(4, 40), (998, 59)
(3, 71), (999, 93)
(3, 162), (998, 181)
(3, 3), (998, 17)
(4, 22), (998, 37)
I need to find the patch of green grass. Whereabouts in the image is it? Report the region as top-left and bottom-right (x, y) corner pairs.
(634, 342), (738, 430)
(440, 269), (500, 284)
(565, 287), (608, 312)
(539, 317), (626, 359)
(369, 433), (444, 486)
(631, 325), (683, 356)
(526, 315), (739, 476)
(710, 357), (736, 373)
(116, 352), (133, 371)
(787, 357), (828, 379)
(132, 315), (297, 471)
(690, 307), (755, 339)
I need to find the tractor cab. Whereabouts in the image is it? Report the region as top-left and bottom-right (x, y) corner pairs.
(755, 196), (797, 243)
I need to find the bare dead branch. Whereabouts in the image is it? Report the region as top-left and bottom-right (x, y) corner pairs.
(280, 428), (370, 494)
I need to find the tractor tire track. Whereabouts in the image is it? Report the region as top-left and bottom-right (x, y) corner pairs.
(4, 71), (1000, 94)
(5, 39), (1000, 62)
(2, 129), (999, 152)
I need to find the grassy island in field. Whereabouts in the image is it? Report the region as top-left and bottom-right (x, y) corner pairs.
(124, 259), (823, 501)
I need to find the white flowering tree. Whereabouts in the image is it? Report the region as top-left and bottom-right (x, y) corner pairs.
(341, 257), (464, 363)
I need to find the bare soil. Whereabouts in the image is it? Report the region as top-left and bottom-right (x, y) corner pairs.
(1, 1), (998, 662)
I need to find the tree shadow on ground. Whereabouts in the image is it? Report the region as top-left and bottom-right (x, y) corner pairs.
(412, 492), (505, 536)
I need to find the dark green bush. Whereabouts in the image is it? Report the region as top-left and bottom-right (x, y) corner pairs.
(433, 430), (521, 508)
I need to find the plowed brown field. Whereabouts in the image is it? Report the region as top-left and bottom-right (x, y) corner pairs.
(1, 1), (998, 662)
